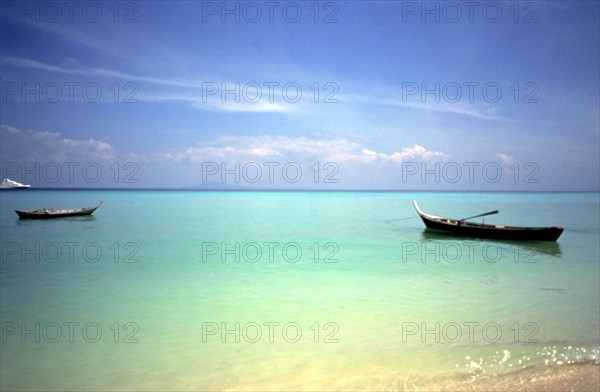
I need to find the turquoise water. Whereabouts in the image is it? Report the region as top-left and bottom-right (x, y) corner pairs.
(1, 191), (598, 390)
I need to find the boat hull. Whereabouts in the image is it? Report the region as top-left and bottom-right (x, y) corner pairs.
(15, 203), (102, 220)
(418, 215), (563, 241)
(413, 201), (563, 241)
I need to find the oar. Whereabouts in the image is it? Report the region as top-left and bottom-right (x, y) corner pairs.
(384, 216), (418, 223)
(460, 210), (499, 221)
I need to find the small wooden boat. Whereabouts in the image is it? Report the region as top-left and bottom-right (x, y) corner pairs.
(412, 201), (563, 241)
(15, 202), (102, 220)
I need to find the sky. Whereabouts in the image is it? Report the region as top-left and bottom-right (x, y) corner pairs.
(1, 0), (599, 190)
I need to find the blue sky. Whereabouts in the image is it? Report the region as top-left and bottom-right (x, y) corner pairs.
(1, 1), (598, 190)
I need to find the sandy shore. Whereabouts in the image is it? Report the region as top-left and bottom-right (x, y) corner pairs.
(223, 364), (599, 391)
(420, 364), (599, 391)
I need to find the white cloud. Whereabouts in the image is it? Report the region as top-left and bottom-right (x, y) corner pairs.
(387, 144), (448, 162)
(158, 135), (447, 166)
(0, 125), (117, 162)
(496, 153), (515, 165)
(194, 100), (295, 114)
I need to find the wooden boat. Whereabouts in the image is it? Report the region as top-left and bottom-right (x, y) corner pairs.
(412, 201), (563, 241)
(15, 202), (102, 220)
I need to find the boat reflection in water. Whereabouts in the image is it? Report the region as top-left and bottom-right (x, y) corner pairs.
(419, 229), (562, 258)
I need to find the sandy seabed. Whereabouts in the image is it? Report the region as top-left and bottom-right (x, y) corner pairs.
(418, 364), (599, 392)
(221, 364), (599, 391)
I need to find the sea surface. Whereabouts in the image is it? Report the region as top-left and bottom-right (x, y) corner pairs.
(1, 190), (599, 390)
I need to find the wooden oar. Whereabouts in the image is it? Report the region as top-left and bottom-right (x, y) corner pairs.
(384, 216), (418, 223)
(460, 210), (499, 221)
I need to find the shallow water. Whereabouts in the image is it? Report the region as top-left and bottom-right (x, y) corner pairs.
(1, 191), (598, 390)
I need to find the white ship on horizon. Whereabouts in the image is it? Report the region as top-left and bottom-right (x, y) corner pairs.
(0, 178), (31, 189)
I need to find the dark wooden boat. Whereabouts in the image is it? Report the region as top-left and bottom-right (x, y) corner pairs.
(15, 202), (102, 220)
(412, 201), (563, 241)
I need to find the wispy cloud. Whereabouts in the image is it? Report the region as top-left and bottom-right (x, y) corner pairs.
(158, 135), (448, 165)
(385, 99), (499, 120)
(191, 99), (295, 114)
(3, 56), (505, 119)
(1, 57), (193, 87)
(343, 93), (500, 120)
(3, 13), (132, 60)
(2, 57), (300, 113)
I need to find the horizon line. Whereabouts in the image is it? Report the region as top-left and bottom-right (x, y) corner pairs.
(2, 188), (599, 194)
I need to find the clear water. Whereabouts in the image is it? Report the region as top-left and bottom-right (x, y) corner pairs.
(1, 191), (598, 390)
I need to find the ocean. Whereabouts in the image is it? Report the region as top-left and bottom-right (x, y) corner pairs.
(1, 190), (598, 390)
